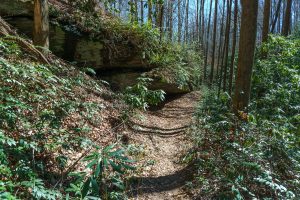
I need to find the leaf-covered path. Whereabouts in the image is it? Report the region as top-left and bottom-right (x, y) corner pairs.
(127, 91), (201, 200)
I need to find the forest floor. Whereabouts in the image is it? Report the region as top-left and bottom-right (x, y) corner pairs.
(126, 91), (201, 200)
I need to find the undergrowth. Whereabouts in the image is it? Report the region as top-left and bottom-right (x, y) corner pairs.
(0, 37), (135, 199)
(191, 36), (300, 199)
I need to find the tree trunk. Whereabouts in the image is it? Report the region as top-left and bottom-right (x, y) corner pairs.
(178, 0), (182, 43)
(216, 0), (226, 80)
(134, 0), (139, 21)
(184, 0), (190, 43)
(33, 0), (49, 50)
(201, 0), (205, 47)
(158, 4), (164, 41)
(196, 0), (200, 42)
(168, 0), (173, 41)
(271, 0), (282, 33)
(228, 0), (238, 95)
(148, 0), (153, 24)
(262, 0), (271, 43)
(203, 0), (213, 81)
(209, 0), (218, 84)
(233, 0), (258, 113)
(282, 0), (292, 36)
(222, 0), (233, 92)
(140, 0), (144, 24)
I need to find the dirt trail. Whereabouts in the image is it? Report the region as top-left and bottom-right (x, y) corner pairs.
(127, 91), (200, 200)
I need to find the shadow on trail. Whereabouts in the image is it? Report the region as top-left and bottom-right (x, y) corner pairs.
(127, 92), (200, 198)
(127, 94), (198, 137)
(127, 120), (189, 137)
(128, 162), (196, 197)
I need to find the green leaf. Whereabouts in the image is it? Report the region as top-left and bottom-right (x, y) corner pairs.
(109, 160), (124, 174)
(91, 178), (99, 196)
(81, 178), (91, 198)
(94, 162), (102, 177)
(86, 159), (97, 169)
(108, 149), (124, 157)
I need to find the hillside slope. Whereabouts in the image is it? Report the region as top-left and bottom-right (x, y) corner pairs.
(0, 17), (127, 199)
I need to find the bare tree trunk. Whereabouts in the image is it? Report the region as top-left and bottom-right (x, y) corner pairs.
(178, 0), (182, 43)
(233, 0), (258, 113)
(262, 0), (271, 43)
(159, 4), (164, 41)
(140, 0), (144, 24)
(271, 0), (282, 33)
(216, 0), (226, 80)
(198, 0), (203, 43)
(196, 0), (200, 42)
(168, 0), (173, 41)
(33, 0), (49, 50)
(184, 0), (190, 43)
(228, 0), (238, 95)
(222, 0), (233, 92)
(282, 0), (292, 36)
(209, 0), (218, 84)
(148, 0), (153, 24)
(201, 0), (205, 47)
(134, 0), (139, 21)
(203, 0), (213, 82)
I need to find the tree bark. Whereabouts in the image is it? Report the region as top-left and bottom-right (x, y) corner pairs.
(33, 0), (49, 50)
(282, 0), (292, 36)
(216, 0), (226, 80)
(184, 0), (190, 43)
(262, 0), (271, 43)
(222, 0), (233, 92)
(140, 0), (144, 24)
(196, 0), (200, 42)
(233, 0), (258, 113)
(168, 0), (173, 40)
(271, 0), (282, 33)
(201, 0), (205, 47)
(178, 0), (182, 43)
(158, 3), (164, 41)
(228, 0), (238, 95)
(148, 0), (153, 24)
(209, 0), (218, 84)
(203, 0), (213, 81)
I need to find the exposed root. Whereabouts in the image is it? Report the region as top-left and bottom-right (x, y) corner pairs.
(0, 17), (51, 65)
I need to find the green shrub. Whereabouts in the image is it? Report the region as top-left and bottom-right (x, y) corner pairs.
(66, 144), (135, 199)
(123, 77), (165, 110)
(0, 38), (132, 199)
(190, 36), (300, 199)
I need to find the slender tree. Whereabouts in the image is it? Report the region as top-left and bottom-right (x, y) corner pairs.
(196, 0), (200, 42)
(178, 0), (182, 42)
(201, 0), (205, 46)
(216, 0), (226, 79)
(228, 0), (238, 95)
(168, 0), (173, 40)
(222, 0), (233, 92)
(156, 0), (164, 40)
(203, 0), (213, 81)
(209, 0), (218, 84)
(33, 0), (49, 49)
(271, 0), (282, 33)
(140, 0), (144, 24)
(184, 0), (190, 43)
(282, 0), (292, 36)
(262, 0), (271, 43)
(148, 0), (153, 23)
(233, 0), (258, 113)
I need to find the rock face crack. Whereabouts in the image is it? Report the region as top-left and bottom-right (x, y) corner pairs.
(128, 91), (200, 200)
